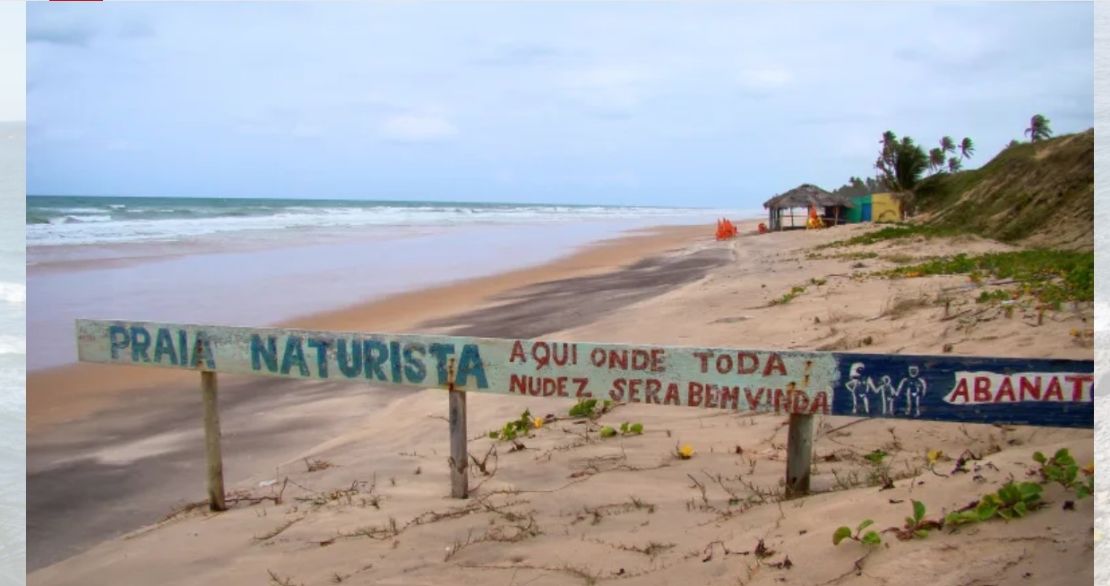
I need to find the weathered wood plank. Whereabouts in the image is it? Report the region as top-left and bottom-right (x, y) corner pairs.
(449, 386), (468, 498)
(785, 413), (813, 497)
(201, 371), (226, 511)
(76, 319), (1094, 428)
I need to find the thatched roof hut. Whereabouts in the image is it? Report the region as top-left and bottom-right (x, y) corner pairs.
(763, 184), (854, 230)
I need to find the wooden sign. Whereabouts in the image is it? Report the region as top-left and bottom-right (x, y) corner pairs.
(77, 319), (1093, 428)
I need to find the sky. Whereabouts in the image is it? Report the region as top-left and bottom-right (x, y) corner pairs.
(27, 2), (1094, 208)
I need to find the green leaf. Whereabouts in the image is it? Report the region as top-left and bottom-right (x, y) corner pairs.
(913, 529), (929, 539)
(857, 519), (874, 531)
(1033, 451), (1046, 464)
(599, 426), (617, 438)
(861, 531), (882, 545)
(629, 423), (643, 434)
(1013, 501), (1027, 517)
(569, 399), (597, 418)
(1062, 465), (1078, 484)
(619, 422), (629, 433)
(977, 503), (998, 521)
(833, 527), (852, 545)
(913, 500), (926, 523)
(864, 449), (887, 464)
(1054, 448), (1072, 464)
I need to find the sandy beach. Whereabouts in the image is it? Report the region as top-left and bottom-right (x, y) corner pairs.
(27, 222), (1094, 584)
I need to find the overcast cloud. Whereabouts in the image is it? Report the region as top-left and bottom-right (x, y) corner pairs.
(27, 2), (1094, 207)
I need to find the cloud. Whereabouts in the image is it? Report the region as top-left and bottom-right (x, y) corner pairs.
(27, 20), (98, 47)
(380, 114), (458, 143)
(27, 14), (153, 47)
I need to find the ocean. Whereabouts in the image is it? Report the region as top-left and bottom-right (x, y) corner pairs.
(27, 195), (743, 248)
(0, 122), (26, 584)
(27, 195), (754, 371)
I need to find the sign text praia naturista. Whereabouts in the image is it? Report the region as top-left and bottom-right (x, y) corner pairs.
(80, 320), (1093, 428)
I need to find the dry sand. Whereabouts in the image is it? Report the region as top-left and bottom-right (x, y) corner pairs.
(29, 224), (1094, 585)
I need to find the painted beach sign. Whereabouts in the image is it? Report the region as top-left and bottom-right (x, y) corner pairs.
(76, 319), (1093, 429)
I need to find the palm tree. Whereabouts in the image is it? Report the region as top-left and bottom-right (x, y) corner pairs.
(948, 157), (962, 173)
(879, 131), (897, 165)
(928, 147), (946, 173)
(959, 137), (975, 160)
(876, 133), (928, 195)
(1025, 115), (1052, 142)
(880, 131), (897, 150)
(940, 136), (956, 156)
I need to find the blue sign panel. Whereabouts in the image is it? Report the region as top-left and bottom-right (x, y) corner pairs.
(831, 352), (1092, 428)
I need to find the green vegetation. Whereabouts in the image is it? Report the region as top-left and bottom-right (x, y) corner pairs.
(914, 130), (1092, 247)
(600, 422), (644, 439)
(862, 449), (888, 465)
(875, 132), (928, 194)
(816, 224), (959, 249)
(1034, 448), (1093, 499)
(940, 136), (956, 158)
(928, 147), (945, 173)
(1025, 114), (1053, 142)
(881, 250), (1093, 307)
(833, 519), (882, 547)
(488, 410), (536, 441)
(619, 422), (644, 435)
(769, 285), (807, 305)
(945, 481), (1043, 527)
(897, 500), (941, 540)
(975, 289), (1012, 304)
(568, 398), (614, 419)
(819, 129), (1090, 251)
(959, 137), (975, 159)
(834, 450), (1093, 551)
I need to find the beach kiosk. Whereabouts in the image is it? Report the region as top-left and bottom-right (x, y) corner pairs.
(869, 192), (903, 222)
(763, 184), (854, 231)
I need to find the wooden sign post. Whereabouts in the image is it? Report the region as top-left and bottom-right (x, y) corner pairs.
(200, 371), (226, 511)
(448, 383), (468, 499)
(785, 413), (813, 497)
(76, 319), (1094, 507)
